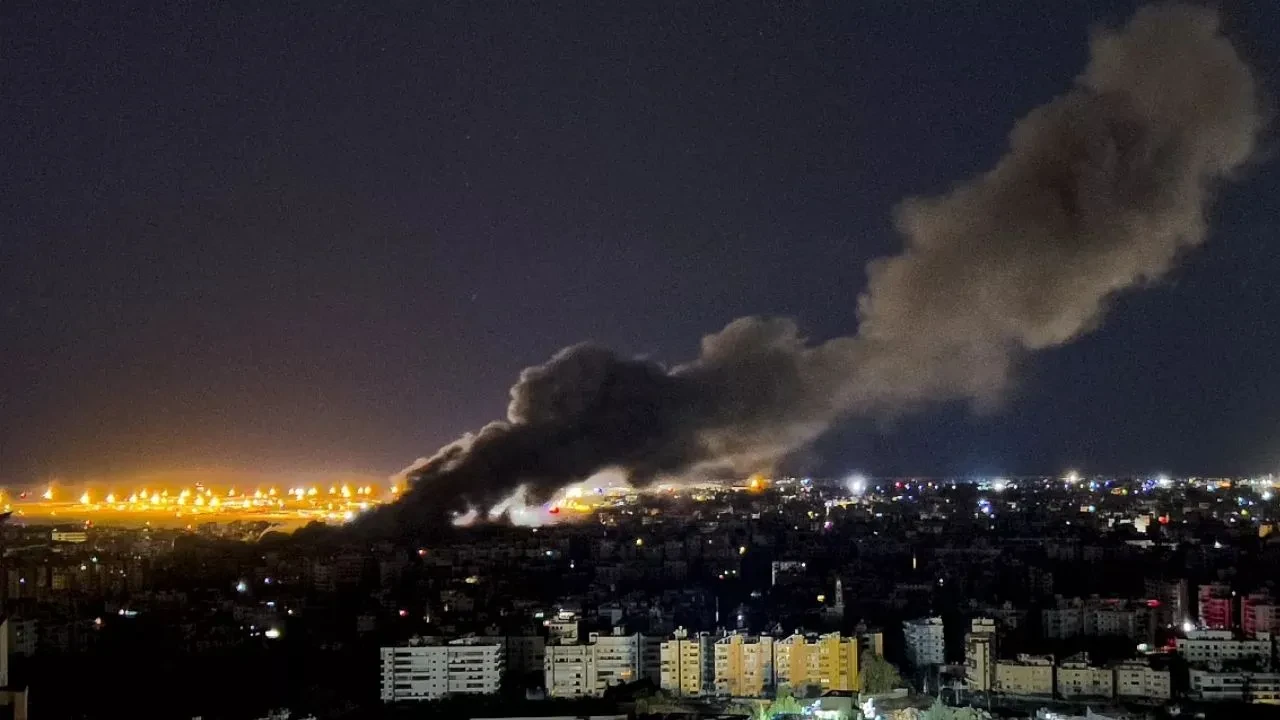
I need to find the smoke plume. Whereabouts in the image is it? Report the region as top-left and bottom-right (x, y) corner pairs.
(378, 4), (1261, 529)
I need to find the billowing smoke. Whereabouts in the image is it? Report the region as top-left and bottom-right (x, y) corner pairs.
(377, 4), (1261, 529)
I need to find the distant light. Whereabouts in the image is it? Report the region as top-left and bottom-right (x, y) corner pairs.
(264, 628), (281, 639)
(1182, 620), (1196, 634)
(1263, 491), (1274, 502)
(1157, 475), (1172, 488)
(235, 580), (248, 594)
(79, 492), (91, 505)
(739, 546), (747, 556)
(845, 474), (867, 497)
(992, 479), (1007, 493)
(1065, 470), (1081, 484)
(42, 487), (53, 501)
(635, 538), (644, 547)
(398, 609), (408, 617)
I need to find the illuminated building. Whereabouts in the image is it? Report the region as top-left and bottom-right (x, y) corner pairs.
(1198, 582), (1234, 630)
(543, 629), (659, 698)
(1188, 668), (1280, 703)
(546, 611), (581, 644)
(965, 618), (997, 692)
(1113, 661), (1171, 701)
(50, 530), (87, 544)
(379, 637), (504, 702)
(1242, 592), (1277, 638)
(773, 632), (864, 693)
(713, 633), (775, 697)
(994, 654), (1054, 697)
(659, 627), (715, 697)
(902, 617), (945, 669)
(1056, 654), (1113, 698)
(1176, 630), (1272, 669)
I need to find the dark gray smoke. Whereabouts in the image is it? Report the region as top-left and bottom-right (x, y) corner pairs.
(382, 4), (1261, 527)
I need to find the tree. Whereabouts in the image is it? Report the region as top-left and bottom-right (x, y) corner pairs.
(858, 652), (904, 695)
(767, 690), (806, 717)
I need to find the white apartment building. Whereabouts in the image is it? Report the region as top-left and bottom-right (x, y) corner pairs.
(1114, 661), (1172, 701)
(903, 617), (945, 669)
(379, 637), (504, 702)
(543, 630), (659, 698)
(1188, 668), (1280, 703)
(1176, 630), (1273, 669)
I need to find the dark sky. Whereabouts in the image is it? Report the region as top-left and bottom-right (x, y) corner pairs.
(3, 0), (1278, 484)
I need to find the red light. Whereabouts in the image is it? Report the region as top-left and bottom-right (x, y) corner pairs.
(895, 482), (903, 489)
(398, 609), (408, 617)
(1158, 515), (1170, 525)
(1147, 599), (1161, 608)
(549, 507), (560, 514)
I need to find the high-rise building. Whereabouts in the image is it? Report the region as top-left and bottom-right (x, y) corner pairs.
(1145, 577), (1189, 628)
(713, 633), (775, 697)
(964, 618), (997, 692)
(902, 617), (945, 669)
(379, 637), (504, 702)
(544, 629), (660, 698)
(660, 628), (716, 697)
(544, 643), (594, 698)
(773, 632), (864, 694)
(1198, 583), (1234, 630)
(1242, 592), (1277, 638)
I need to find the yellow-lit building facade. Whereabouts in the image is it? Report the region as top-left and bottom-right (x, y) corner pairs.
(995, 654), (1054, 696)
(774, 632), (864, 693)
(714, 633), (775, 697)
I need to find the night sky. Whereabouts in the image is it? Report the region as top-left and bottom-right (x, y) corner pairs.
(3, 1), (1279, 485)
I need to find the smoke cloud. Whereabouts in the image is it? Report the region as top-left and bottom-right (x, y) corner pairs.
(378, 4), (1261, 529)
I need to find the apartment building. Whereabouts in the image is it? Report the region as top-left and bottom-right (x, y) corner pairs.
(544, 629), (660, 698)
(903, 617), (945, 669)
(965, 618), (998, 692)
(714, 633), (775, 697)
(1114, 661), (1172, 701)
(773, 632), (863, 693)
(379, 637), (504, 702)
(660, 628), (716, 697)
(1057, 654), (1113, 699)
(1176, 630), (1272, 669)
(1188, 668), (1280, 703)
(995, 655), (1054, 697)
